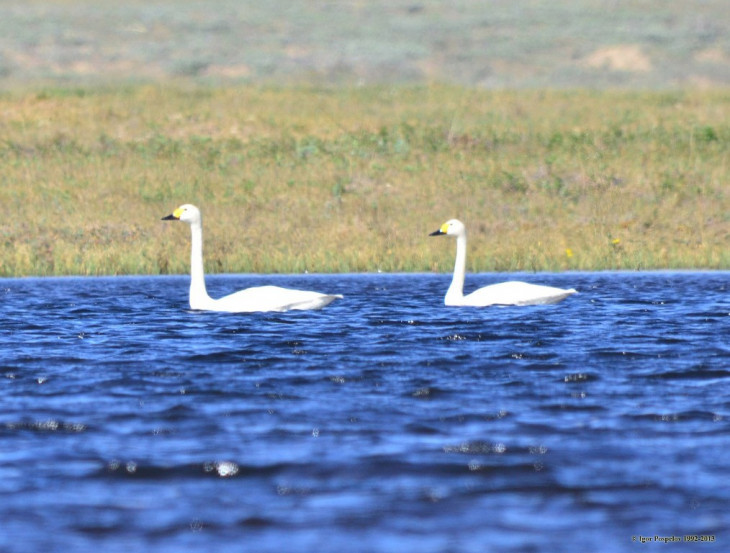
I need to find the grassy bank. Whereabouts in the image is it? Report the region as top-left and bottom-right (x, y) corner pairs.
(0, 85), (729, 276)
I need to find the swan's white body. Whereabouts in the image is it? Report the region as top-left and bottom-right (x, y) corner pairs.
(430, 219), (576, 307)
(162, 204), (342, 312)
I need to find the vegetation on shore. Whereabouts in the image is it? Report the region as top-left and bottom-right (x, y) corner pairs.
(0, 84), (728, 277)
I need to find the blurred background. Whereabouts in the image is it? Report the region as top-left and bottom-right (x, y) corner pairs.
(1, 0), (729, 88)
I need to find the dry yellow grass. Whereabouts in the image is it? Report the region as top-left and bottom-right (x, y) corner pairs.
(0, 85), (729, 276)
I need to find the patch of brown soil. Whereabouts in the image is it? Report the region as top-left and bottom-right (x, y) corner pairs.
(583, 45), (652, 72)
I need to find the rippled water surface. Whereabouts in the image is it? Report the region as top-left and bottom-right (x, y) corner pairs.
(1, 272), (729, 552)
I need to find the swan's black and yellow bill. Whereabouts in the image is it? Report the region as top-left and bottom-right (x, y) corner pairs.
(162, 207), (184, 221)
(429, 222), (449, 236)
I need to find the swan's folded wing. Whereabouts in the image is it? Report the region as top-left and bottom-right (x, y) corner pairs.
(462, 281), (576, 307)
(214, 285), (342, 313)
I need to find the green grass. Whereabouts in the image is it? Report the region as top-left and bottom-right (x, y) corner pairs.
(1, 85), (729, 276)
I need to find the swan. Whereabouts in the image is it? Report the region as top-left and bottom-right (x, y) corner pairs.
(162, 204), (342, 312)
(429, 219), (576, 306)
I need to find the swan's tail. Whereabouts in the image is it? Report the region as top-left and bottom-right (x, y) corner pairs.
(286, 294), (343, 311)
(525, 288), (577, 305)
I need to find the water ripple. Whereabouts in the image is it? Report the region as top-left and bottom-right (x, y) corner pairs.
(1, 273), (729, 552)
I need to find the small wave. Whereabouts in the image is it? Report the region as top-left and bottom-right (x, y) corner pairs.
(100, 460), (295, 480)
(2, 420), (88, 433)
(443, 441), (512, 455)
(540, 403), (606, 413)
(649, 368), (730, 381)
(369, 319), (431, 327)
(406, 386), (453, 400)
(628, 410), (723, 423)
(563, 372), (600, 383)
(439, 333), (497, 342)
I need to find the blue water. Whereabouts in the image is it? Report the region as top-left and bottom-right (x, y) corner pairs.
(1, 272), (728, 552)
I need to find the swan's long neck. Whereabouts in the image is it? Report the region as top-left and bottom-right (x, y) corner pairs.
(189, 221), (212, 308)
(446, 233), (467, 303)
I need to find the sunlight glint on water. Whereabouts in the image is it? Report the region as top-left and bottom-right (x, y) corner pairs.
(1, 272), (728, 552)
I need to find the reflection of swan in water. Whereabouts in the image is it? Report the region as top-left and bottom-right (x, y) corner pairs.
(162, 204), (342, 312)
(429, 219), (576, 307)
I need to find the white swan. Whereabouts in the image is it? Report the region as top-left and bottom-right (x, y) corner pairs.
(162, 204), (342, 312)
(429, 219), (576, 307)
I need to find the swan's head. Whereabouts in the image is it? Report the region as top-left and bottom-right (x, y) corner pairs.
(429, 219), (466, 238)
(162, 204), (201, 225)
